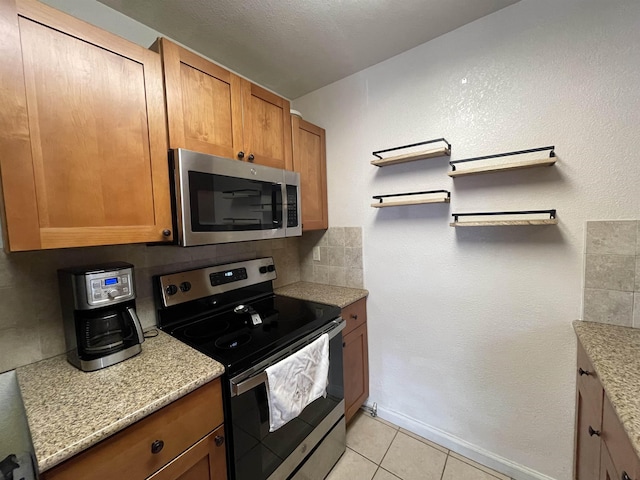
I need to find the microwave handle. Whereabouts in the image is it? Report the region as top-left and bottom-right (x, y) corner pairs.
(127, 307), (145, 344)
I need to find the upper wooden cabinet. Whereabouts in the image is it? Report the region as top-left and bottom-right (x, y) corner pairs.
(0, 0), (174, 251)
(154, 38), (293, 170)
(291, 116), (329, 231)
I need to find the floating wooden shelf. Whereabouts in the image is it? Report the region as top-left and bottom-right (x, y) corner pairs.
(372, 190), (450, 208)
(371, 146), (451, 167)
(372, 138), (451, 167)
(450, 209), (557, 227)
(448, 157), (556, 177)
(450, 219), (558, 227)
(449, 145), (555, 176)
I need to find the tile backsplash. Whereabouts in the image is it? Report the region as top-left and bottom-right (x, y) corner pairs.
(0, 238), (300, 373)
(299, 227), (364, 289)
(583, 221), (640, 327)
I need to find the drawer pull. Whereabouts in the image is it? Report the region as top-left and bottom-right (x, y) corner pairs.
(588, 426), (600, 437)
(151, 440), (165, 454)
(579, 368), (592, 376)
(350, 314), (358, 320)
(215, 435), (225, 447)
(622, 472), (632, 480)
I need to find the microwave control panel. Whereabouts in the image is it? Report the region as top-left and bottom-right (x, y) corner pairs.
(286, 185), (299, 228)
(83, 269), (135, 306)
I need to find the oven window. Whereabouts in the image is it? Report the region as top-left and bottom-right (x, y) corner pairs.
(230, 334), (344, 480)
(188, 171), (283, 231)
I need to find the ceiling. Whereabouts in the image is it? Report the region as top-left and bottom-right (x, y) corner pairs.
(98, 0), (520, 99)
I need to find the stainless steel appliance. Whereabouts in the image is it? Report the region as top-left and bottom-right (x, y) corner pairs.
(58, 262), (145, 372)
(155, 257), (345, 480)
(170, 148), (302, 247)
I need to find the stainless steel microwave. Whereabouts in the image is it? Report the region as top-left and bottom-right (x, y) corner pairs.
(170, 149), (301, 246)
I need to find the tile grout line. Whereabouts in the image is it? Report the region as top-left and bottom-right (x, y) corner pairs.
(440, 453), (450, 480)
(378, 426), (400, 468)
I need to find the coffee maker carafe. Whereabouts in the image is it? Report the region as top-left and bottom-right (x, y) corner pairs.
(58, 262), (144, 372)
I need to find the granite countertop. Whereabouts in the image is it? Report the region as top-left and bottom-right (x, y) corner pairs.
(275, 282), (368, 308)
(573, 321), (640, 458)
(16, 330), (224, 473)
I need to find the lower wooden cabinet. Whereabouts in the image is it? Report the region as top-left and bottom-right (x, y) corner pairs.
(41, 379), (226, 480)
(574, 341), (640, 480)
(342, 298), (369, 424)
(148, 425), (227, 480)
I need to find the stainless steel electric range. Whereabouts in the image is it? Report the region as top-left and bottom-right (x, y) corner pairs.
(155, 257), (346, 480)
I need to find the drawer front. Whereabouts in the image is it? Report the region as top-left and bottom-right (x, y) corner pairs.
(342, 298), (367, 337)
(43, 378), (223, 480)
(603, 395), (640, 480)
(577, 342), (604, 418)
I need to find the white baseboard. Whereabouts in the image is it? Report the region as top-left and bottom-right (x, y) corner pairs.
(364, 403), (558, 480)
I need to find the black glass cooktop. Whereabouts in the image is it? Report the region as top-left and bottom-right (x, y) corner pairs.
(164, 295), (340, 376)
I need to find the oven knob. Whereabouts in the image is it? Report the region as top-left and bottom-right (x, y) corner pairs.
(179, 281), (191, 292)
(259, 266), (268, 274)
(107, 289), (119, 299)
(267, 265), (275, 272)
(165, 284), (178, 296)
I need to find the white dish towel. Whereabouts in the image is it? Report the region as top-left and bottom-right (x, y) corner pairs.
(265, 333), (330, 432)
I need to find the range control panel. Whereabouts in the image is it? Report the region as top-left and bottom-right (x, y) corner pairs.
(158, 257), (277, 308)
(83, 268), (134, 307)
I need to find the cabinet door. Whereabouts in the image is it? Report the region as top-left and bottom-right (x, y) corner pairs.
(600, 443), (619, 480)
(575, 342), (604, 480)
(148, 425), (227, 480)
(602, 395), (640, 480)
(575, 381), (603, 480)
(240, 81), (292, 170)
(154, 38), (243, 160)
(0, 0), (173, 251)
(291, 116), (328, 231)
(343, 322), (369, 424)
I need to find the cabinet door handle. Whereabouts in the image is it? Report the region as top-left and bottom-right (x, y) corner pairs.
(350, 314), (358, 320)
(162, 229), (172, 237)
(151, 439), (165, 454)
(248, 153), (255, 162)
(237, 151), (245, 159)
(622, 472), (632, 480)
(578, 368), (592, 376)
(215, 435), (225, 447)
(588, 426), (600, 437)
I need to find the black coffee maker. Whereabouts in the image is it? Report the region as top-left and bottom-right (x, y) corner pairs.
(58, 262), (144, 372)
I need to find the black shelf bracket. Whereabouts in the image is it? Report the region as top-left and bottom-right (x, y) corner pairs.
(372, 138), (451, 160)
(449, 146), (555, 171)
(372, 190), (451, 203)
(452, 209), (557, 222)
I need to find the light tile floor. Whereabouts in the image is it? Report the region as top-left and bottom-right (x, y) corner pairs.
(327, 411), (515, 480)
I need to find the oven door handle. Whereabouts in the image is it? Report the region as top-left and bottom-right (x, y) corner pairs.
(230, 319), (345, 397)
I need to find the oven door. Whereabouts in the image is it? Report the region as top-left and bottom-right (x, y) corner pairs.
(228, 320), (345, 480)
(173, 148), (290, 246)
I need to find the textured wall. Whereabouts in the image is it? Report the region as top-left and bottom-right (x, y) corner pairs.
(293, 1), (640, 479)
(0, 237), (300, 373)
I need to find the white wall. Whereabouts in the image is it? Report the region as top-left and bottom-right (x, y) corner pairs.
(293, 1), (640, 479)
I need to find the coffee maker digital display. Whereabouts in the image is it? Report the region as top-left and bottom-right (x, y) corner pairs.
(58, 262), (145, 372)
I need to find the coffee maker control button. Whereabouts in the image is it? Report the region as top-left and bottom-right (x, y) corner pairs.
(91, 280), (101, 288)
(107, 289), (119, 299)
(165, 285), (178, 296)
(179, 282), (191, 292)
(93, 291), (103, 300)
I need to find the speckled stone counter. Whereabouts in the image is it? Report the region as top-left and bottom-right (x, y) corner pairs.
(16, 330), (224, 473)
(275, 282), (368, 308)
(573, 321), (640, 458)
